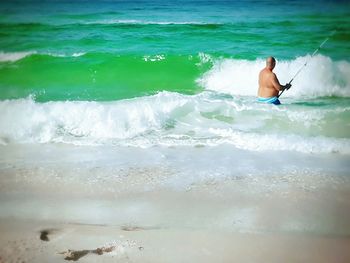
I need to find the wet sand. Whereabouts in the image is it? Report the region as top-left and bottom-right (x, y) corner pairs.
(1, 144), (350, 262)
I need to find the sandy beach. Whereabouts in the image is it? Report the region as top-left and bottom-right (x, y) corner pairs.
(1, 144), (350, 263)
(1, 218), (350, 263)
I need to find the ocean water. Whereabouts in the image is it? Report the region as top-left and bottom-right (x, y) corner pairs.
(0, 0), (349, 161)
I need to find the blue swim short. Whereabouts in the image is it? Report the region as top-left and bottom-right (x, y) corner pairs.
(257, 96), (281, 105)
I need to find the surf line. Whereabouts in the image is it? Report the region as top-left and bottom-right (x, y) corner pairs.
(278, 31), (336, 98)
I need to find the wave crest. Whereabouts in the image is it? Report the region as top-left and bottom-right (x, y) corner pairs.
(0, 92), (349, 154)
(0, 51), (36, 62)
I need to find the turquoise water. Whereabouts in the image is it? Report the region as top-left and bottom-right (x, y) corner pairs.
(0, 0), (349, 152)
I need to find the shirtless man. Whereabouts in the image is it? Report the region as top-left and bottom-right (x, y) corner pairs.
(257, 57), (291, 105)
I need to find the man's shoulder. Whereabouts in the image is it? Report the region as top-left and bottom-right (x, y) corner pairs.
(260, 68), (274, 77)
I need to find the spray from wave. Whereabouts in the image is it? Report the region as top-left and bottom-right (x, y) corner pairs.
(197, 55), (350, 98)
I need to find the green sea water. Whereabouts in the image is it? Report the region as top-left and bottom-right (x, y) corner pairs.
(0, 0), (349, 101)
(0, 0), (349, 151)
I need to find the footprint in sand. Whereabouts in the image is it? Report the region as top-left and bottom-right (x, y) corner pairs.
(39, 228), (59, 242)
(59, 246), (116, 261)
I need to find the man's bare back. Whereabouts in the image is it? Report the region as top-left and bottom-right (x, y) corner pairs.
(258, 57), (290, 98)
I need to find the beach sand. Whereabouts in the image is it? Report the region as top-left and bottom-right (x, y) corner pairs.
(1, 217), (350, 263)
(1, 144), (350, 263)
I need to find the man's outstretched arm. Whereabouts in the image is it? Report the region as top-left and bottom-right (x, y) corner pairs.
(271, 73), (284, 91)
(272, 74), (292, 92)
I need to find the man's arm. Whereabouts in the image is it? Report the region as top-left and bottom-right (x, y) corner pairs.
(271, 73), (284, 91)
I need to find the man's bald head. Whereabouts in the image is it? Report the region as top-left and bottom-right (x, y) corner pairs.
(266, 56), (276, 70)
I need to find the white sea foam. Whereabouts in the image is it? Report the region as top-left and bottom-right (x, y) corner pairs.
(143, 54), (165, 62)
(0, 92), (349, 154)
(72, 52), (86, 57)
(44, 52), (86, 58)
(197, 55), (350, 98)
(208, 128), (350, 154)
(0, 51), (87, 62)
(0, 51), (36, 62)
